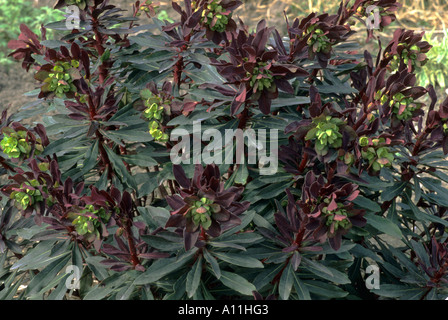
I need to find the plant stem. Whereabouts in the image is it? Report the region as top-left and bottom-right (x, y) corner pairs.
(237, 104), (250, 130)
(125, 218), (140, 267)
(298, 141), (311, 173)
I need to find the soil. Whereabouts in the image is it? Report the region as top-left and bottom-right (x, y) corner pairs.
(0, 0), (136, 119)
(0, 0), (444, 120)
(0, 64), (36, 118)
(0, 0), (340, 119)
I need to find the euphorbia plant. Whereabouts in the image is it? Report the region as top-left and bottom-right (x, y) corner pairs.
(1, 0), (448, 302)
(166, 164), (250, 250)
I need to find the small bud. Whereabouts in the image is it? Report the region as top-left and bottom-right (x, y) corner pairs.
(116, 227), (124, 237)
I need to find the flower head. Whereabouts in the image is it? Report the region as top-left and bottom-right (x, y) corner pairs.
(0, 123), (46, 161)
(298, 171), (366, 250)
(381, 29), (432, 73)
(165, 164), (250, 250)
(140, 81), (173, 142)
(305, 115), (345, 156)
(288, 13), (352, 68)
(69, 204), (111, 242)
(212, 20), (308, 115)
(196, 0), (241, 44)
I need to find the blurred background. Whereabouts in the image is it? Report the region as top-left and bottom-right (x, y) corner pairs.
(1, 0), (447, 115)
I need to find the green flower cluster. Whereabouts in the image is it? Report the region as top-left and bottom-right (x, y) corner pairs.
(306, 26), (331, 53)
(188, 197), (219, 230)
(359, 136), (395, 172)
(45, 61), (78, 98)
(70, 204), (110, 240)
(10, 180), (44, 211)
(390, 92), (418, 120)
(142, 91), (169, 142)
(305, 115), (344, 156)
(247, 61), (275, 92)
(339, 151), (355, 166)
(66, 0), (89, 10)
(376, 91), (419, 121)
(202, 0), (230, 32)
(0, 130), (43, 159)
(322, 201), (351, 232)
(388, 43), (426, 71)
(148, 121), (168, 142)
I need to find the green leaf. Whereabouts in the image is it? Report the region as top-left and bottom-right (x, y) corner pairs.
(41, 136), (85, 156)
(303, 280), (348, 299)
(245, 181), (294, 203)
(134, 250), (196, 285)
(11, 240), (69, 271)
(104, 145), (137, 190)
(140, 234), (183, 251)
(279, 260), (294, 300)
(208, 241), (246, 251)
(365, 213), (403, 239)
(219, 271), (256, 296)
(234, 163), (249, 185)
(186, 256), (203, 298)
(83, 273), (129, 300)
(137, 206), (170, 229)
(211, 232), (263, 249)
(72, 242), (84, 277)
(137, 175), (159, 197)
(84, 255), (110, 282)
(203, 249), (221, 279)
(121, 153), (158, 167)
(116, 283), (136, 300)
(26, 254), (71, 298)
(380, 181), (408, 202)
(352, 196), (381, 213)
(253, 264), (284, 291)
(292, 272), (311, 300)
(0, 271), (24, 300)
(47, 275), (71, 300)
(212, 252), (264, 269)
(301, 257), (334, 278)
(410, 239), (430, 267)
(104, 126), (154, 143)
(405, 194), (448, 227)
(371, 284), (425, 300)
(271, 96), (311, 109)
(72, 140), (99, 180)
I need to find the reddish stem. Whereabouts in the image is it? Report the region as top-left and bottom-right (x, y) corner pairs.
(273, 226), (306, 284)
(91, 17), (108, 84)
(200, 227), (207, 240)
(411, 128), (430, 157)
(173, 55), (184, 87)
(237, 105), (250, 130)
(125, 218), (140, 267)
(298, 141), (311, 173)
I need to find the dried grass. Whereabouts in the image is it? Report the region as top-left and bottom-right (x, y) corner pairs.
(30, 0), (448, 34)
(235, 0), (448, 34)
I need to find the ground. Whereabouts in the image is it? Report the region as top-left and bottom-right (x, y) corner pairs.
(1, 0), (446, 119)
